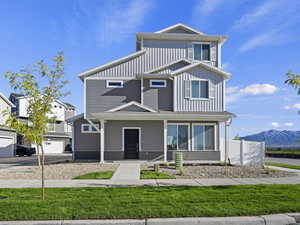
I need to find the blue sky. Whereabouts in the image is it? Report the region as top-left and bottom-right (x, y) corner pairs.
(1, 0), (300, 137)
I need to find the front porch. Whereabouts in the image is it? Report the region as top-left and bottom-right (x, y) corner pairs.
(73, 111), (234, 162)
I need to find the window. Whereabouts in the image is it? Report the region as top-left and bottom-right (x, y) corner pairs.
(46, 123), (55, 132)
(150, 80), (167, 88)
(192, 124), (215, 150)
(191, 80), (209, 99)
(81, 124), (99, 133)
(167, 124), (189, 150)
(193, 43), (210, 61)
(106, 80), (123, 88)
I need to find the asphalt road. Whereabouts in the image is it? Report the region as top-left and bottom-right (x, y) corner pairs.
(0, 154), (72, 169)
(265, 157), (300, 166)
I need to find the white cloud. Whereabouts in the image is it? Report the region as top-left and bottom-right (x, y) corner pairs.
(227, 84), (278, 103)
(226, 86), (239, 94)
(284, 122), (294, 127)
(283, 103), (300, 110)
(271, 122), (280, 127)
(241, 84), (278, 95)
(232, 0), (282, 31)
(96, 0), (154, 47)
(194, 0), (226, 17)
(239, 30), (276, 52)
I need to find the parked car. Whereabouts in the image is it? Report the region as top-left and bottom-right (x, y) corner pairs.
(16, 145), (36, 156)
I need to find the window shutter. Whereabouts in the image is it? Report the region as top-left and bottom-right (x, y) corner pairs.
(187, 43), (193, 60)
(209, 81), (215, 98)
(184, 80), (191, 99)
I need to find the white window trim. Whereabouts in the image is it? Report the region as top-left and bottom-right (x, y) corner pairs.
(190, 79), (210, 100)
(167, 123), (190, 151)
(81, 124), (99, 133)
(149, 79), (167, 88)
(192, 42), (211, 61)
(106, 80), (124, 88)
(192, 123), (217, 151)
(122, 127), (142, 152)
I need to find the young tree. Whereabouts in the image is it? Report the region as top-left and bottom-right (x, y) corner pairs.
(4, 52), (69, 200)
(285, 71), (300, 94)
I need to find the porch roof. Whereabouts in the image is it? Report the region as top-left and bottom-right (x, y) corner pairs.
(91, 111), (235, 122)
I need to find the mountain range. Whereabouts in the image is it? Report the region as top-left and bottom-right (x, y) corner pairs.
(241, 130), (300, 148)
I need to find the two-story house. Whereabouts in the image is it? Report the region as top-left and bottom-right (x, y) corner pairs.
(68, 24), (235, 162)
(0, 92), (17, 157)
(9, 93), (76, 154)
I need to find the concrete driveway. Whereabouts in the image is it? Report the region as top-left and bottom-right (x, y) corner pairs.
(265, 157), (300, 166)
(0, 154), (72, 170)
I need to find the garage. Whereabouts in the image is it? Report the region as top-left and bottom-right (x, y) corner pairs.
(0, 136), (14, 158)
(42, 140), (65, 154)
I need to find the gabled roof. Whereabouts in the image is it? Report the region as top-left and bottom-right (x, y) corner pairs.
(155, 23), (205, 35)
(63, 102), (76, 109)
(78, 50), (147, 80)
(145, 59), (192, 74)
(0, 92), (15, 107)
(106, 101), (156, 113)
(171, 62), (231, 79)
(66, 113), (84, 123)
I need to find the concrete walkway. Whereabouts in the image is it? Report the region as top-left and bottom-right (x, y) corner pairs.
(1, 176), (300, 188)
(111, 163), (140, 181)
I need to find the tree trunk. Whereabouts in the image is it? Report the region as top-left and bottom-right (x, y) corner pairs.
(40, 144), (45, 200)
(36, 145), (41, 168)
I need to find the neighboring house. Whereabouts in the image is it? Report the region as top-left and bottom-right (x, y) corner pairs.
(0, 92), (17, 157)
(68, 23), (235, 162)
(9, 93), (76, 154)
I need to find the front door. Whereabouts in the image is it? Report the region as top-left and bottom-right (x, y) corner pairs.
(124, 129), (139, 159)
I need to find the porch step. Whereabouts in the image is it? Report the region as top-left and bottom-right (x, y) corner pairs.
(111, 164), (140, 180)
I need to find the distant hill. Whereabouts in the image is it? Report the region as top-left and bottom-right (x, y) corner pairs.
(241, 130), (300, 148)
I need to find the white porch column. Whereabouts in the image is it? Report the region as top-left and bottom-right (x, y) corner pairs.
(141, 76), (144, 104)
(163, 120), (167, 162)
(100, 119), (105, 163)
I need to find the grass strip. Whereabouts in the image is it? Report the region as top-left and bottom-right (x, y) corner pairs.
(73, 171), (114, 179)
(0, 185), (300, 220)
(140, 170), (176, 179)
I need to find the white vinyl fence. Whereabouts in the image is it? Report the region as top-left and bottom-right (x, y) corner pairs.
(220, 139), (265, 166)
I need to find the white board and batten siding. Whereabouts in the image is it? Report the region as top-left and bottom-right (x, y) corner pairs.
(0, 136), (14, 158)
(220, 139), (265, 166)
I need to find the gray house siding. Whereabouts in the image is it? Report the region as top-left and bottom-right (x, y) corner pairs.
(88, 40), (218, 78)
(73, 118), (100, 160)
(175, 67), (224, 112)
(143, 79), (173, 111)
(86, 79), (141, 116)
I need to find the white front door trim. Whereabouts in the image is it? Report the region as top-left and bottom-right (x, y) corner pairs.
(122, 127), (142, 152)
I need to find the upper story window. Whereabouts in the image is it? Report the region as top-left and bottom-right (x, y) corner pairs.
(150, 80), (167, 88)
(191, 80), (209, 99)
(81, 124), (99, 133)
(193, 43), (210, 61)
(106, 80), (123, 88)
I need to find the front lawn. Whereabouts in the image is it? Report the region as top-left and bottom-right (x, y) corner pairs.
(73, 171), (114, 179)
(265, 162), (300, 170)
(140, 170), (175, 179)
(1, 185), (300, 220)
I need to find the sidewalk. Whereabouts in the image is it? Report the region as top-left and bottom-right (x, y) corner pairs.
(111, 163), (140, 180)
(1, 175), (300, 188)
(0, 213), (298, 225)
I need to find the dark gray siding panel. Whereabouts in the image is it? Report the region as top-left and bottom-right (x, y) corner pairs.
(86, 79), (141, 115)
(143, 79), (173, 111)
(73, 118), (100, 152)
(118, 105), (149, 112)
(105, 120), (164, 152)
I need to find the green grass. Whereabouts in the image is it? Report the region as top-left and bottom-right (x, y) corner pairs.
(265, 162), (300, 170)
(73, 171), (114, 179)
(1, 185), (300, 220)
(140, 170), (176, 179)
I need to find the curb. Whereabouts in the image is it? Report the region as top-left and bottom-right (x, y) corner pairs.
(0, 214), (299, 225)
